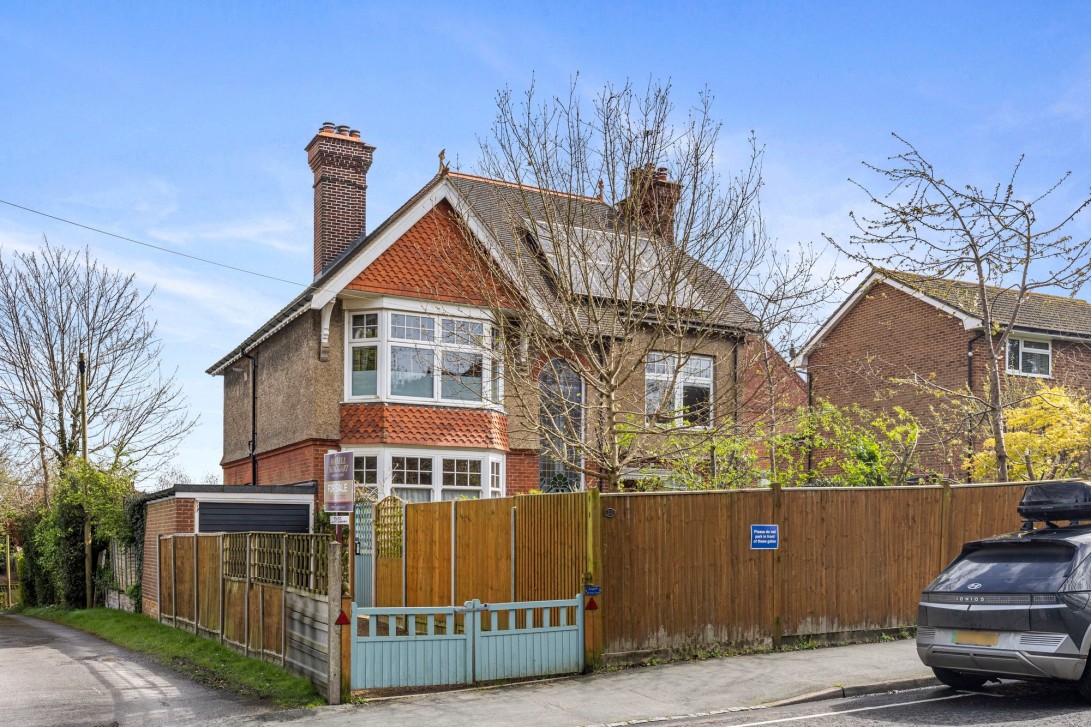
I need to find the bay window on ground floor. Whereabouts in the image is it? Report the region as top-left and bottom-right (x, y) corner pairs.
(342, 446), (506, 503)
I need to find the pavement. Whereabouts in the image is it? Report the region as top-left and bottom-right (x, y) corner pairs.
(0, 614), (270, 726)
(227, 639), (937, 727)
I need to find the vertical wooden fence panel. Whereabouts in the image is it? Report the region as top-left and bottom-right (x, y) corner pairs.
(454, 497), (513, 605)
(403, 501), (453, 606)
(601, 490), (774, 656)
(514, 491), (586, 602)
(944, 483), (1026, 565)
(174, 535), (195, 628)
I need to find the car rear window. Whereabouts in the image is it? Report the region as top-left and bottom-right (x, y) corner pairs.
(929, 544), (1076, 593)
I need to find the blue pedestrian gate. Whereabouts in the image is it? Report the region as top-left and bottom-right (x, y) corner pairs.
(350, 595), (584, 690)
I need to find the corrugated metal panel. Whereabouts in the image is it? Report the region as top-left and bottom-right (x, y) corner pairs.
(198, 503), (309, 533)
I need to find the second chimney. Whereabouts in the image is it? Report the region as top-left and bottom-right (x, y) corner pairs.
(306, 122), (376, 277)
(620, 163), (681, 242)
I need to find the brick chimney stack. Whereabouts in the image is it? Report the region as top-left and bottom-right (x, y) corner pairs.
(620, 163), (682, 242)
(306, 122), (376, 277)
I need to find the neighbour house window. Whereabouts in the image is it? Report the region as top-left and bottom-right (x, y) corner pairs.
(345, 449), (506, 502)
(539, 359), (584, 492)
(345, 309), (502, 406)
(1007, 338), (1051, 377)
(645, 353), (714, 427)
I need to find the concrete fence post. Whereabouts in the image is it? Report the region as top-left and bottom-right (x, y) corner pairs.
(281, 536), (288, 665)
(157, 535), (163, 624)
(327, 540), (343, 705)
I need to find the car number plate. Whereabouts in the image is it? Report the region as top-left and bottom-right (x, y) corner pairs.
(952, 630), (999, 646)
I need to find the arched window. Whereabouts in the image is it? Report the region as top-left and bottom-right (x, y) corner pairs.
(539, 359), (583, 492)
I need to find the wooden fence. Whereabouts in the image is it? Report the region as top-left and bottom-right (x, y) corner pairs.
(378, 482), (1028, 664)
(102, 541), (140, 611)
(374, 492), (588, 607)
(157, 533), (341, 699)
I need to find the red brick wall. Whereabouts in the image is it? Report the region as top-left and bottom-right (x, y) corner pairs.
(506, 449), (539, 494)
(807, 281), (985, 477)
(340, 403), (509, 451)
(222, 438), (338, 490)
(141, 498), (195, 618)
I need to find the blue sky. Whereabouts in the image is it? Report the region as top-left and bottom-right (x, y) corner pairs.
(3, 2), (1091, 480)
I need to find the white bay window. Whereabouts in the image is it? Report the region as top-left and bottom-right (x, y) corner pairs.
(344, 307), (502, 407)
(347, 448), (505, 502)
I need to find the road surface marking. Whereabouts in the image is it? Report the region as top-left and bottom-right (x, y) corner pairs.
(727, 692), (973, 726)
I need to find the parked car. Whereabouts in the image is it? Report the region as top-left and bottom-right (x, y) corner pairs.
(917, 480), (1091, 700)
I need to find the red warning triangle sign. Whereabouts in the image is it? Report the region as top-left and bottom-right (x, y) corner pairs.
(335, 610), (351, 626)
(585, 597), (598, 611)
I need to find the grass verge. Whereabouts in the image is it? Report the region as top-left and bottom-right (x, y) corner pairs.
(18, 606), (322, 708)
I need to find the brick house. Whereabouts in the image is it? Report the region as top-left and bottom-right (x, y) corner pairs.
(206, 123), (795, 502)
(792, 269), (1091, 476)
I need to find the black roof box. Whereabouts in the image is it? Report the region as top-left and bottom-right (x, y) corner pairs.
(1018, 480), (1091, 522)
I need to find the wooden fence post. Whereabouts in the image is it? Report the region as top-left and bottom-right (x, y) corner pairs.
(244, 533), (251, 657)
(938, 480), (953, 574)
(219, 535), (225, 645)
(772, 483), (783, 650)
(583, 488), (604, 671)
(171, 536), (178, 622)
(450, 500), (457, 605)
(510, 505), (517, 602)
(327, 540), (343, 706)
(157, 535), (163, 623)
(281, 536), (288, 665)
(193, 536), (199, 634)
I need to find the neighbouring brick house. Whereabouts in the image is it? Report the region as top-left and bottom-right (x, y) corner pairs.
(207, 123), (799, 503)
(793, 269), (1091, 477)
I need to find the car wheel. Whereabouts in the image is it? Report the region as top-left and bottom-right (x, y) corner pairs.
(932, 667), (989, 690)
(1077, 660), (1091, 703)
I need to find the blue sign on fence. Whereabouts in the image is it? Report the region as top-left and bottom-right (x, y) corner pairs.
(750, 524), (779, 550)
(584, 585), (601, 596)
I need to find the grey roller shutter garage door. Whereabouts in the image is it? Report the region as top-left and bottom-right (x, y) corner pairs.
(198, 502), (310, 533)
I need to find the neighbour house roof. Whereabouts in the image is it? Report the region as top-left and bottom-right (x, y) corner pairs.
(792, 268), (1091, 367)
(208, 170), (758, 375)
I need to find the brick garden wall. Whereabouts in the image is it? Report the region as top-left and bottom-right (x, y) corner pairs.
(141, 497), (195, 617)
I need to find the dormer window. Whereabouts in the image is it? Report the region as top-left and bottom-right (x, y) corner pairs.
(1007, 338), (1051, 377)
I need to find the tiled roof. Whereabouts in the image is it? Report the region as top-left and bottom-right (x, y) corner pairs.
(882, 269), (1091, 338)
(208, 169), (758, 374)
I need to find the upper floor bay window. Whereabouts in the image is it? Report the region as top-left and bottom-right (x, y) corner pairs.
(645, 352), (714, 428)
(1007, 338), (1051, 377)
(346, 308), (502, 406)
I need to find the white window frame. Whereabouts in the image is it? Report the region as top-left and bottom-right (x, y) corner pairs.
(645, 352), (714, 429)
(342, 446), (506, 502)
(1006, 337), (1052, 378)
(342, 301), (503, 409)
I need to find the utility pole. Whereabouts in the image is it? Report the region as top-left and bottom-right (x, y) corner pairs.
(79, 352), (91, 610)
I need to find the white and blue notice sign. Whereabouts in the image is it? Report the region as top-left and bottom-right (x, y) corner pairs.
(750, 524), (779, 550)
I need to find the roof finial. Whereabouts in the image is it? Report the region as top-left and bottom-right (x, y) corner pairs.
(597, 178), (604, 201)
(438, 148), (448, 175)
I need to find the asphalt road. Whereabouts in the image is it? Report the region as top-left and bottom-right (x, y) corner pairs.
(646, 682), (1091, 727)
(0, 614), (271, 726)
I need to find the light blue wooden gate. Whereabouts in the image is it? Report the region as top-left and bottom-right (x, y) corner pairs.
(350, 595), (583, 690)
(354, 501), (373, 607)
(472, 597), (585, 681)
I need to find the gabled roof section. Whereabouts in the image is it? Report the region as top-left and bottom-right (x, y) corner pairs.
(209, 170), (759, 375)
(792, 268), (1091, 367)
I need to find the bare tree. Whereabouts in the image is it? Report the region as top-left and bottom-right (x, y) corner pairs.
(0, 242), (197, 502)
(836, 136), (1091, 480)
(431, 80), (828, 490)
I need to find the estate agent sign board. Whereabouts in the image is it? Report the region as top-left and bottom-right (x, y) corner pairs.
(323, 451), (354, 513)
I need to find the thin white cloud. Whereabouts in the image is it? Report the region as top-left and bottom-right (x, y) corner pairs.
(148, 215), (309, 255)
